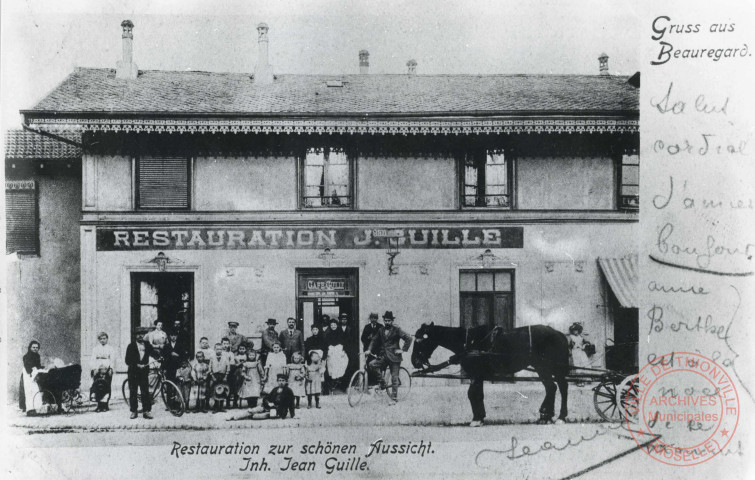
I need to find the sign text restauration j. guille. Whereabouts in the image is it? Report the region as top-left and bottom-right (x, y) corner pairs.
(96, 227), (523, 250)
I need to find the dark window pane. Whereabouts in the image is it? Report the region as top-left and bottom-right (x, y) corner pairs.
(5, 181), (38, 254)
(138, 157), (190, 209)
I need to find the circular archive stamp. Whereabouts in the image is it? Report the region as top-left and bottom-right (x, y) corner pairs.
(624, 352), (739, 466)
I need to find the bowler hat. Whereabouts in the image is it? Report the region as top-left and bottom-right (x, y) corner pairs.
(276, 373), (287, 380)
(266, 318), (278, 325)
(369, 313), (379, 320)
(134, 326), (150, 334)
(383, 311), (395, 320)
(228, 321), (239, 327)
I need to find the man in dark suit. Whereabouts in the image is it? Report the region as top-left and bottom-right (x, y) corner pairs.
(361, 313), (383, 385)
(260, 318), (279, 365)
(279, 317), (305, 363)
(367, 311), (412, 402)
(125, 326), (158, 419)
(248, 373), (296, 419)
(163, 331), (188, 382)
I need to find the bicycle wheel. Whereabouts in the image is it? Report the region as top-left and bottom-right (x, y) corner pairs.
(161, 380), (185, 417)
(149, 371), (161, 401)
(122, 378), (132, 405)
(383, 367), (412, 401)
(347, 371), (366, 407)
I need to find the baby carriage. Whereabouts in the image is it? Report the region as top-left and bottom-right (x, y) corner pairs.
(34, 364), (90, 415)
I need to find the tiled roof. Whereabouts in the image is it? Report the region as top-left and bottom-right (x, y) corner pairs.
(4, 129), (81, 159)
(25, 68), (638, 116)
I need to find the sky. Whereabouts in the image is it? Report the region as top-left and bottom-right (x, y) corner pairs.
(0, 0), (640, 129)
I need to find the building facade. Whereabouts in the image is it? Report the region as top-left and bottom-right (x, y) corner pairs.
(9, 21), (640, 389)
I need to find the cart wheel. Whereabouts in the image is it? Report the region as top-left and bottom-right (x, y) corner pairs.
(161, 380), (185, 417)
(593, 380), (620, 422)
(383, 367), (412, 401)
(616, 375), (641, 423)
(347, 371), (366, 407)
(32, 390), (57, 415)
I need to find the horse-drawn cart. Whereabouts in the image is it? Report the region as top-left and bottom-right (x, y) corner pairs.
(412, 351), (639, 423)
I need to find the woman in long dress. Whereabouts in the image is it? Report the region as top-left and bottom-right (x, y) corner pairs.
(19, 340), (44, 414)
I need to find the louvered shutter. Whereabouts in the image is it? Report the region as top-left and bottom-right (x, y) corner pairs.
(6, 181), (38, 254)
(137, 157), (190, 209)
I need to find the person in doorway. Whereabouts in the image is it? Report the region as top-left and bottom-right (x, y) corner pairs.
(170, 317), (191, 354)
(260, 318), (279, 365)
(89, 332), (116, 412)
(163, 331), (188, 382)
(225, 321), (247, 354)
(305, 323), (326, 364)
(279, 317), (305, 363)
(323, 317), (344, 394)
(125, 327), (158, 419)
(144, 320), (168, 355)
(338, 312), (358, 390)
(367, 311), (412, 403)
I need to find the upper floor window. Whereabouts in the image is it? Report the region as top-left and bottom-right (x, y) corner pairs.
(136, 157), (191, 210)
(619, 152), (639, 210)
(301, 147), (352, 208)
(6, 180), (38, 255)
(462, 150), (512, 208)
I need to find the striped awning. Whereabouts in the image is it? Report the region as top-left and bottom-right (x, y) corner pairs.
(598, 255), (639, 309)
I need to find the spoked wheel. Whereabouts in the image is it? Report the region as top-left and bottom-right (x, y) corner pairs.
(593, 379), (620, 422)
(383, 367), (412, 401)
(32, 390), (57, 415)
(61, 389), (83, 415)
(161, 380), (185, 417)
(347, 371), (366, 407)
(616, 375), (641, 423)
(149, 371), (161, 401)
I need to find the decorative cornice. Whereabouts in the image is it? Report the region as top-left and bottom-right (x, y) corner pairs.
(5, 180), (36, 190)
(25, 117), (639, 136)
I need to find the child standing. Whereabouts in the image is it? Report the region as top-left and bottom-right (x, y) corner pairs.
(191, 351), (210, 412)
(287, 352), (306, 409)
(210, 343), (231, 413)
(305, 350), (324, 409)
(197, 337), (213, 363)
(263, 342), (287, 394)
(238, 350), (264, 408)
(230, 343), (248, 408)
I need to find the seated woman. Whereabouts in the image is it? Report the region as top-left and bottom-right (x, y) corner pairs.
(19, 340), (46, 415)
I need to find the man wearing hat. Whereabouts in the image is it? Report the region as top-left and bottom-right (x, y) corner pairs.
(260, 319), (280, 365)
(225, 321), (247, 354)
(279, 317), (305, 363)
(367, 311), (413, 402)
(124, 326), (159, 419)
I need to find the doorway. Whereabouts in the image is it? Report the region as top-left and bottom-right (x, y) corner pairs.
(296, 268), (359, 342)
(130, 272), (194, 353)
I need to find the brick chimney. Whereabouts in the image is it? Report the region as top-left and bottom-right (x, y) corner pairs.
(359, 50), (369, 74)
(116, 20), (138, 79)
(255, 22), (274, 84)
(406, 59), (417, 75)
(598, 53), (609, 75)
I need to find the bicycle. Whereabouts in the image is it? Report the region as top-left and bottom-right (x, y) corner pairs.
(347, 353), (411, 407)
(122, 359), (185, 416)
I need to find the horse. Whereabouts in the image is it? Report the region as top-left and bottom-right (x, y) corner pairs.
(411, 323), (570, 426)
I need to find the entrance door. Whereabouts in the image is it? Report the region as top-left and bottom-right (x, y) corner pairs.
(296, 268), (358, 343)
(131, 272), (194, 354)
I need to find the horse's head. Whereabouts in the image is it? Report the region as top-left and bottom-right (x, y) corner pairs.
(411, 322), (438, 369)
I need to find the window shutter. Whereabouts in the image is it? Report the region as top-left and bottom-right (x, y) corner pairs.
(137, 157), (190, 209)
(5, 180), (38, 254)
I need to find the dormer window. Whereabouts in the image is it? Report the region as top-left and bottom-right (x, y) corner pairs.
(300, 147), (352, 208)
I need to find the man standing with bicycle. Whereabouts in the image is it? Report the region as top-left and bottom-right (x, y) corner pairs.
(125, 326), (158, 419)
(366, 311), (412, 403)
